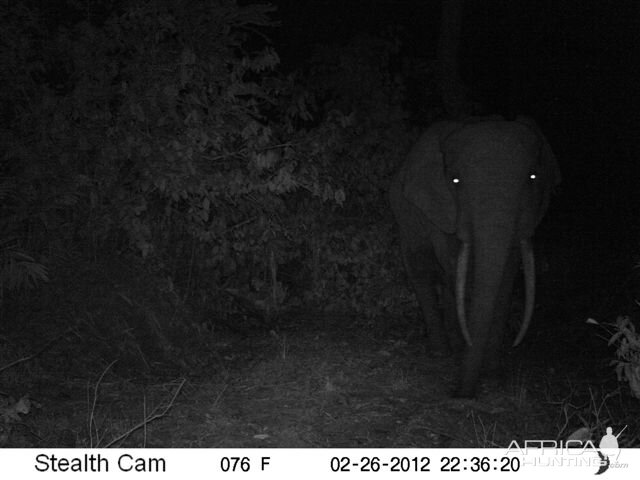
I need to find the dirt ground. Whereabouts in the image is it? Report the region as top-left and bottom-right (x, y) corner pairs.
(2, 301), (637, 448)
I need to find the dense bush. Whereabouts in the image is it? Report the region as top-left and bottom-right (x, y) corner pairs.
(1, 0), (414, 325)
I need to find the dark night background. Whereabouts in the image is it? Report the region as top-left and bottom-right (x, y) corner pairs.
(1, 0), (639, 447)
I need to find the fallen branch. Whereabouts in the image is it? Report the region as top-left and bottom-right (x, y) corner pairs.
(103, 378), (187, 448)
(0, 331), (69, 374)
(88, 360), (118, 448)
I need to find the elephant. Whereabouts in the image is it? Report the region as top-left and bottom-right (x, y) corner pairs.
(389, 115), (561, 397)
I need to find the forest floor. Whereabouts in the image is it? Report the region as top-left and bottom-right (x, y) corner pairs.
(2, 287), (638, 448)
(1, 205), (639, 448)
(0, 310), (580, 448)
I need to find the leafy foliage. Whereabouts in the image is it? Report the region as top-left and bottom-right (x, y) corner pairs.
(1, 0), (414, 330)
(305, 221), (412, 318)
(608, 316), (640, 399)
(0, 175), (49, 302)
(588, 316), (640, 399)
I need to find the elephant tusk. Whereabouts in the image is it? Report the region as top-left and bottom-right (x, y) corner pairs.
(513, 239), (536, 346)
(456, 241), (472, 346)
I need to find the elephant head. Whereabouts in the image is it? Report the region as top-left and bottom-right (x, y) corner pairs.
(393, 115), (560, 397)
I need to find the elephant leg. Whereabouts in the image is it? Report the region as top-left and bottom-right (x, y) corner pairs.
(483, 246), (520, 372)
(401, 243), (449, 356)
(441, 285), (464, 353)
(441, 236), (464, 352)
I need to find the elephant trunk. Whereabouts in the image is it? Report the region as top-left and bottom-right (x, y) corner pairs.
(457, 235), (512, 396)
(454, 236), (537, 348)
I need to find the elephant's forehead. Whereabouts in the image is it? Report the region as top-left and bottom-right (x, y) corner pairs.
(445, 135), (537, 173)
(443, 121), (538, 162)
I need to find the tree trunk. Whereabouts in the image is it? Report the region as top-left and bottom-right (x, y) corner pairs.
(437, 0), (470, 117)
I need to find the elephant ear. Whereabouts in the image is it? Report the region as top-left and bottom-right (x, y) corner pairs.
(401, 122), (460, 233)
(516, 116), (562, 221)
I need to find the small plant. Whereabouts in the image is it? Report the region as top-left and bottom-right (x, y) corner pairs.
(0, 179), (49, 303)
(0, 395), (32, 447)
(588, 316), (640, 399)
(0, 245), (49, 300)
(608, 316), (640, 399)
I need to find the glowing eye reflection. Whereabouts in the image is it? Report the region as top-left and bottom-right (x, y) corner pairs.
(452, 178), (460, 184)
(530, 174), (537, 180)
